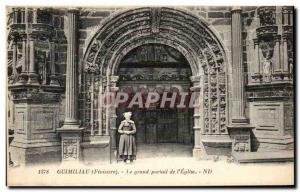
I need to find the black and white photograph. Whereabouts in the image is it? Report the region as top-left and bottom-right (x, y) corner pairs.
(5, 3), (295, 187)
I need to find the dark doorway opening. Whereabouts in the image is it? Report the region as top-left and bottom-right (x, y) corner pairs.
(116, 43), (194, 158)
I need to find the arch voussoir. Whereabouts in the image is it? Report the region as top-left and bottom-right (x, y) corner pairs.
(82, 7), (229, 151)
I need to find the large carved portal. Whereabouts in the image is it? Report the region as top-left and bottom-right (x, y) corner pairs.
(81, 7), (228, 159)
(116, 44), (194, 146)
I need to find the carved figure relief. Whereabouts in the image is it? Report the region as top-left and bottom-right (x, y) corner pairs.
(262, 54), (272, 82)
(82, 7), (227, 137)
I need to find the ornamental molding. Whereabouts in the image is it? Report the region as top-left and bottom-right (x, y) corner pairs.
(81, 7), (229, 136)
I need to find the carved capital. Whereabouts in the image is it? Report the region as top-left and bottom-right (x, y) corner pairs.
(274, 35), (281, 42)
(67, 8), (80, 14)
(231, 6), (242, 13)
(110, 75), (119, 83)
(9, 88), (62, 103)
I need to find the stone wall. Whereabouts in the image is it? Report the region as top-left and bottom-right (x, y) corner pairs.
(242, 6), (294, 152)
(51, 6), (234, 133)
(7, 6), (294, 164)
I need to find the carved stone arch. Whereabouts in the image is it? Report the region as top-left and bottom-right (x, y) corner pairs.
(109, 36), (199, 75)
(100, 29), (200, 76)
(158, 7), (229, 63)
(82, 7), (229, 139)
(83, 7), (228, 75)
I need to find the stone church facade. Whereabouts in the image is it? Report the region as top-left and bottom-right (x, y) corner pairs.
(7, 6), (294, 165)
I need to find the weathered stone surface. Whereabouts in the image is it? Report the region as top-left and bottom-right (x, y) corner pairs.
(9, 101), (61, 166)
(211, 18), (231, 25)
(208, 11), (224, 18)
(6, 6), (294, 167)
(79, 18), (103, 29)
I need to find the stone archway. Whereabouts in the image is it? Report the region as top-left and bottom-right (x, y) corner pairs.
(82, 7), (228, 158)
(115, 43), (195, 157)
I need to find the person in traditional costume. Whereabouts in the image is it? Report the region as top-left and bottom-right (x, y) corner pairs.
(118, 112), (137, 163)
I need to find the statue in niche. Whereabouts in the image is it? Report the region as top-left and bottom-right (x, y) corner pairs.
(118, 112), (137, 163)
(259, 39), (274, 82)
(289, 58), (293, 79)
(263, 53), (272, 82)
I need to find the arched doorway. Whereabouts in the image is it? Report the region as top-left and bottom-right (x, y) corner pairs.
(81, 7), (228, 160)
(116, 43), (194, 158)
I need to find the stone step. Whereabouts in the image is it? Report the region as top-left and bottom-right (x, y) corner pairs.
(232, 151), (294, 163)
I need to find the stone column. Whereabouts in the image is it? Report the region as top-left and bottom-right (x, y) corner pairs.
(32, 8), (37, 24)
(11, 35), (18, 81)
(282, 36), (289, 73)
(57, 9), (83, 162)
(253, 39), (260, 75)
(90, 76), (95, 136)
(274, 35), (282, 73)
(12, 8), (17, 24)
(21, 34), (27, 72)
(49, 39), (60, 86)
(27, 33), (39, 85)
(190, 75), (206, 158)
(228, 7), (254, 153)
(231, 7), (248, 124)
(109, 75), (119, 161)
(14, 34), (28, 85)
(97, 77), (104, 135)
(63, 10), (79, 126)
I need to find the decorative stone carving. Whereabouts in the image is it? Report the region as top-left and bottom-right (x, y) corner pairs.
(118, 68), (192, 82)
(250, 6), (293, 84)
(82, 7), (227, 139)
(62, 138), (79, 160)
(256, 26), (278, 38)
(233, 135), (251, 152)
(12, 90), (61, 103)
(262, 56), (272, 82)
(57, 9), (83, 162)
(257, 6), (276, 26)
(84, 62), (100, 73)
(150, 7), (161, 34)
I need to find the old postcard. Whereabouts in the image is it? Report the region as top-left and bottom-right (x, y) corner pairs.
(6, 5), (294, 186)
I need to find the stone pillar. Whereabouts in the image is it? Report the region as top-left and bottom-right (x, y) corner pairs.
(109, 75), (119, 161)
(90, 75), (95, 136)
(97, 77), (104, 135)
(62, 10), (79, 126)
(57, 9), (83, 162)
(21, 34), (27, 72)
(15, 34), (28, 85)
(253, 39), (260, 75)
(231, 7), (248, 124)
(228, 7), (254, 153)
(27, 33), (39, 85)
(190, 75), (206, 158)
(11, 35), (18, 80)
(12, 8), (17, 24)
(32, 8), (37, 23)
(49, 39), (60, 86)
(274, 35), (282, 73)
(282, 36), (289, 73)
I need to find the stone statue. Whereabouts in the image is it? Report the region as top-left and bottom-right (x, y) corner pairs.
(289, 58), (293, 79)
(118, 112), (137, 163)
(263, 55), (272, 82)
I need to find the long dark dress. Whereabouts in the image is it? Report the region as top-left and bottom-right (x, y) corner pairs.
(118, 121), (137, 160)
